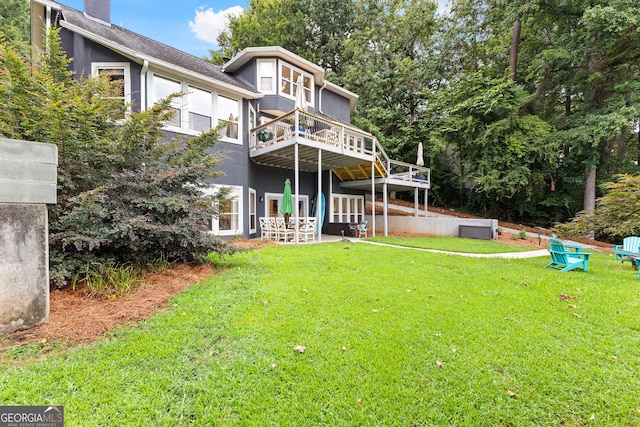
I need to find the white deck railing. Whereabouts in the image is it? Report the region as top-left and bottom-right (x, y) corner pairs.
(250, 109), (429, 185)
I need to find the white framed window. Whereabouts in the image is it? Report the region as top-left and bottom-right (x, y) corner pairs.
(280, 61), (313, 105)
(257, 59), (276, 94)
(188, 86), (212, 132)
(91, 62), (131, 119)
(150, 73), (241, 143)
(217, 95), (240, 142)
(152, 74), (182, 128)
(265, 192), (309, 218)
(249, 188), (257, 234)
(330, 194), (364, 223)
(203, 185), (243, 236)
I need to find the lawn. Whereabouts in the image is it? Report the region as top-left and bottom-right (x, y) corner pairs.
(1, 240), (639, 426)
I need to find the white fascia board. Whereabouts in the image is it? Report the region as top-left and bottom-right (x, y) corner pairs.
(32, 0), (62, 10)
(224, 46), (325, 82)
(59, 21), (262, 100)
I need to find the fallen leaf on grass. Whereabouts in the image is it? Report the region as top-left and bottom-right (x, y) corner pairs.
(507, 390), (519, 399)
(294, 345), (306, 353)
(571, 312), (582, 318)
(263, 299), (269, 306)
(271, 363), (277, 370)
(451, 345), (457, 353)
(504, 317), (512, 321)
(356, 398), (362, 405)
(342, 346), (348, 351)
(371, 309), (378, 313)
(589, 413), (595, 422)
(567, 304), (577, 309)
(559, 293), (577, 300)
(436, 360), (444, 367)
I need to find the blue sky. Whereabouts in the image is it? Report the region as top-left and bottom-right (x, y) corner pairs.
(60, 0), (449, 58)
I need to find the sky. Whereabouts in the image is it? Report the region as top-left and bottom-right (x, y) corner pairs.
(60, 0), (449, 58)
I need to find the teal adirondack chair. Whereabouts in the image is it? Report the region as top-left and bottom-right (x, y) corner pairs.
(546, 239), (591, 272)
(612, 236), (640, 262)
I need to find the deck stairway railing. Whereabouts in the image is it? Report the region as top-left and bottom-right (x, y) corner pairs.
(250, 109), (430, 186)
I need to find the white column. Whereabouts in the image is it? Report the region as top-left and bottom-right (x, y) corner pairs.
(317, 148), (322, 242)
(371, 154), (375, 237)
(414, 188), (419, 217)
(425, 189), (428, 216)
(294, 143), (299, 243)
(383, 182), (388, 236)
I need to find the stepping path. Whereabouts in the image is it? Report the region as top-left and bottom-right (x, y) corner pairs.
(357, 240), (549, 259)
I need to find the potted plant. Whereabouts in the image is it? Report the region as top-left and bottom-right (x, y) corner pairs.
(257, 127), (273, 142)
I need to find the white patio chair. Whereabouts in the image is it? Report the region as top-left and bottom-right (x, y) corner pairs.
(299, 217), (316, 243)
(275, 217), (294, 242)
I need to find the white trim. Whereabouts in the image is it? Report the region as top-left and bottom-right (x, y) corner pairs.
(264, 192), (309, 217)
(279, 60), (314, 107)
(148, 71), (242, 144)
(59, 20), (261, 100)
(257, 59), (276, 95)
(249, 188), (257, 234)
(204, 185), (243, 236)
(91, 62), (132, 114)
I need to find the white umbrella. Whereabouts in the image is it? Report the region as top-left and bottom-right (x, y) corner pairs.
(294, 75), (307, 111)
(416, 142), (424, 167)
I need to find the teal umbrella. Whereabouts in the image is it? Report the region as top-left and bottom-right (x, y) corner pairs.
(280, 178), (294, 217)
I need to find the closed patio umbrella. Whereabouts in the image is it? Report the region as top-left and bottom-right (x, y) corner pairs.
(280, 178), (293, 220)
(294, 75), (307, 112)
(416, 142), (424, 167)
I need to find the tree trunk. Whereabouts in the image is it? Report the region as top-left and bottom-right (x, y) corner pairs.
(509, 19), (521, 80)
(584, 166), (597, 212)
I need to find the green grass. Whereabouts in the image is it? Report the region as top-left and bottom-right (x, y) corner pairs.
(1, 242), (639, 426)
(367, 235), (538, 253)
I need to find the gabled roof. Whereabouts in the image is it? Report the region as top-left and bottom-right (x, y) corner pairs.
(34, 1), (260, 99)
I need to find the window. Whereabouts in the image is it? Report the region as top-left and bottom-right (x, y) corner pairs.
(150, 73), (241, 143)
(204, 185), (243, 236)
(265, 192), (309, 218)
(257, 59), (276, 94)
(188, 86), (212, 132)
(280, 61), (312, 105)
(92, 62), (131, 119)
(153, 75), (182, 127)
(217, 95), (239, 140)
(249, 188), (257, 234)
(331, 194), (364, 223)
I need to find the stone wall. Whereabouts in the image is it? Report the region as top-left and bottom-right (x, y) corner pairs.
(0, 139), (57, 334)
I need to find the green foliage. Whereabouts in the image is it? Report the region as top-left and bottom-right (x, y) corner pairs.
(0, 0), (29, 57)
(0, 30), (235, 286)
(73, 262), (142, 298)
(555, 174), (640, 240)
(3, 244), (640, 425)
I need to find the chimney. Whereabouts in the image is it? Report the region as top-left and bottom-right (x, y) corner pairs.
(84, 0), (110, 25)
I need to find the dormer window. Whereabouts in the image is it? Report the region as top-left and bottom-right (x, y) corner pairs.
(280, 62), (312, 105)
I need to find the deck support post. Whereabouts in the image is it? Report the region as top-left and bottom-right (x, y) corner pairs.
(294, 142), (299, 243)
(383, 181), (388, 236)
(317, 148), (322, 242)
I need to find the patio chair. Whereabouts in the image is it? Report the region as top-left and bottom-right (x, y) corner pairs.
(612, 236), (640, 262)
(299, 217), (317, 243)
(545, 239), (591, 272)
(275, 217), (294, 242)
(349, 219), (368, 238)
(259, 217), (272, 240)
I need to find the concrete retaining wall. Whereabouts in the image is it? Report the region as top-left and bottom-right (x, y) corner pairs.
(0, 139), (57, 334)
(367, 215), (499, 239)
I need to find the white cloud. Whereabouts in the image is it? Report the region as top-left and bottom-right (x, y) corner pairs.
(189, 6), (244, 45)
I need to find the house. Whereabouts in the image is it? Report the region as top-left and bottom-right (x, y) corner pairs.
(30, 0), (430, 241)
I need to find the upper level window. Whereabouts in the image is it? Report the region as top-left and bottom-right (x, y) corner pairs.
(189, 86), (212, 132)
(92, 62), (131, 119)
(280, 62), (312, 105)
(153, 75), (182, 127)
(150, 73), (241, 143)
(217, 95), (239, 140)
(257, 59), (276, 94)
